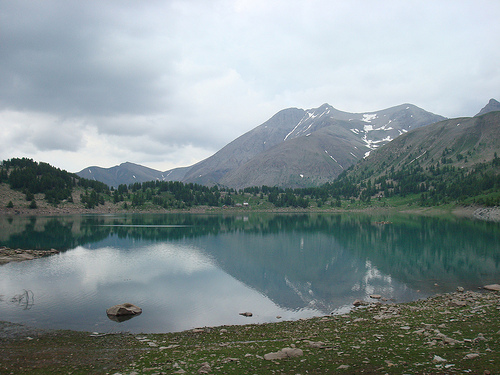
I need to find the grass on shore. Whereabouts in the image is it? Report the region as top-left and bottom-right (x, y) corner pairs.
(2, 290), (499, 374)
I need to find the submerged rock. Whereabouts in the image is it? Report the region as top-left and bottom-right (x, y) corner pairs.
(483, 284), (500, 292)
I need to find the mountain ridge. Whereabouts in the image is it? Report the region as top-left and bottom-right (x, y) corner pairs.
(77, 101), (500, 188)
(350, 110), (500, 180)
(182, 102), (445, 188)
(476, 98), (500, 117)
(77, 162), (191, 188)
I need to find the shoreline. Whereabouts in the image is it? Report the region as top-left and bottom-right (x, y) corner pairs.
(1, 201), (499, 221)
(1, 289), (499, 374)
(1, 205), (499, 372)
(0, 247), (60, 265)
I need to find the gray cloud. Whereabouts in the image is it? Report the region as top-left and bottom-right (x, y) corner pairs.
(0, 0), (499, 172)
(0, 1), (173, 116)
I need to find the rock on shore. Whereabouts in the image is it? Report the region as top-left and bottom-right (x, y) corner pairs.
(473, 207), (500, 222)
(0, 247), (59, 264)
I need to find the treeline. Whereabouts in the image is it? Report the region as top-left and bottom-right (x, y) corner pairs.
(325, 153), (500, 207)
(0, 158), (317, 209)
(120, 180), (229, 209)
(2, 155), (499, 210)
(111, 153), (500, 208)
(0, 158), (109, 207)
(115, 182), (310, 209)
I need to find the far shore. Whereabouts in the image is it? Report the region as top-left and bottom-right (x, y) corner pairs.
(0, 201), (499, 222)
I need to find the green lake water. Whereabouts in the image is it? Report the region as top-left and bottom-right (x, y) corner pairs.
(0, 212), (499, 333)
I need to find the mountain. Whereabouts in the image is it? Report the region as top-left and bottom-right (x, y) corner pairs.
(218, 119), (367, 188)
(348, 110), (500, 180)
(476, 98), (500, 116)
(77, 162), (191, 188)
(179, 107), (306, 185)
(78, 102), (446, 188)
(181, 103), (445, 188)
(334, 109), (500, 206)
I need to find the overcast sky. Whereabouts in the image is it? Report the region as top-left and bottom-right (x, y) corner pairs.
(1, 0), (499, 173)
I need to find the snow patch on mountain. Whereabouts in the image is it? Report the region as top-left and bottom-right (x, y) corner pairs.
(409, 150), (427, 164)
(325, 150), (344, 169)
(362, 114), (378, 122)
(284, 106), (331, 141)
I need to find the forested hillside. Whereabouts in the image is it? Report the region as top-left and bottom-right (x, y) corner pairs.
(323, 111), (500, 207)
(0, 158), (108, 208)
(0, 158), (312, 210)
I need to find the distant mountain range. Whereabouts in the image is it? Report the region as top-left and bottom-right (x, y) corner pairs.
(77, 100), (498, 189)
(77, 162), (190, 189)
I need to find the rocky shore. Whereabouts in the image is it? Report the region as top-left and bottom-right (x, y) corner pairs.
(0, 247), (59, 264)
(473, 206), (500, 222)
(1, 289), (499, 374)
(1, 200), (499, 372)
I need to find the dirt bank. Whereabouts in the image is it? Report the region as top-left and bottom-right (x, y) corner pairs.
(0, 247), (60, 265)
(472, 206), (500, 222)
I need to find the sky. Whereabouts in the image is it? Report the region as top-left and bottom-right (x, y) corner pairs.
(1, 0), (499, 173)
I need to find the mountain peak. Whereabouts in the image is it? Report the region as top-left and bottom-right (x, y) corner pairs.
(475, 98), (500, 117)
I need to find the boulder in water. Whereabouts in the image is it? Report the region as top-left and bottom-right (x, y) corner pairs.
(483, 284), (500, 292)
(106, 303), (142, 317)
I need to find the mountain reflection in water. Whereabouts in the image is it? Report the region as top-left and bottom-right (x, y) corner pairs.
(0, 213), (499, 333)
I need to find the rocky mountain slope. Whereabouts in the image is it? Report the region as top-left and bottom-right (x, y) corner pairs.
(213, 103), (444, 188)
(476, 98), (500, 116)
(345, 109), (500, 183)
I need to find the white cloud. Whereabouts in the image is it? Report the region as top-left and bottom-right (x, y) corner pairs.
(0, 110), (84, 152)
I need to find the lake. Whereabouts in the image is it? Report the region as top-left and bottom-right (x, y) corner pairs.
(1, 212), (499, 333)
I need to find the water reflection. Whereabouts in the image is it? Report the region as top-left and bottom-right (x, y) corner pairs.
(107, 314), (140, 323)
(0, 213), (499, 333)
